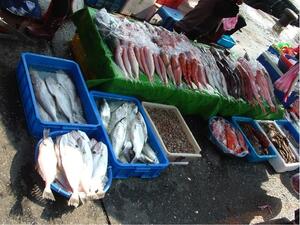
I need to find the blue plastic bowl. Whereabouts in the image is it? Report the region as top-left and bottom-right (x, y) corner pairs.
(208, 116), (249, 158)
(217, 35), (236, 49)
(231, 116), (277, 162)
(34, 129), (113, 199)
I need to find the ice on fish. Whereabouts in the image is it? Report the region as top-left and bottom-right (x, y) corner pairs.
(110, 118), (128, 158)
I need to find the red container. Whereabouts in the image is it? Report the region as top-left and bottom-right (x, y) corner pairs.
(156, 0), (184, 8)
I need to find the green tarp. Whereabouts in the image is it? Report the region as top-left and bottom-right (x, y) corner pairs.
(72, 7), (284, 120)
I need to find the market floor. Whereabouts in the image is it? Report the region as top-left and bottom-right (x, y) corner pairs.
(0, 21), (298, 224)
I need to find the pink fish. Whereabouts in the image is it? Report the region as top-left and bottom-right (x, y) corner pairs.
(36, 136), (57, 201)
(140, 47), (151, 81)
(144, 47), (155, 80)
(171, 55), (182, 87)
(128, 43), (139, 79)
(115, 45), (129, 78)
(122, 47), (133, 79)
(134, 46), (145, 74)
(179, 53), (192, 87)
(190, 59), (201, 89)
(157, 55), (168, 85)
(153, 54), (163, 82)
(161, 52), (175, 85)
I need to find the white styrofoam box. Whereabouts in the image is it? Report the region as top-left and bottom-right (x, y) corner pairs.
(142, 102), (202, 165)
(257, 120), (299, 173)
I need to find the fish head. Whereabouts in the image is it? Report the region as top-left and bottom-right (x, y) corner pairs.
(40, 137), (54, 150)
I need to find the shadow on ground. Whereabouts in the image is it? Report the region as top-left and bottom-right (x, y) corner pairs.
(103, 116), (283, 224)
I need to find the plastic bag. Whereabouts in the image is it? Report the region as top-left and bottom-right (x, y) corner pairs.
(222, 16), (238, 31)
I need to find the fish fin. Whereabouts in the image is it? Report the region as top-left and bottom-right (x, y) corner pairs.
(68, 192), (80, 207)
(43, 129), (50, 139)
(79, 192), (87, 205)
(42, 184), (55, 201)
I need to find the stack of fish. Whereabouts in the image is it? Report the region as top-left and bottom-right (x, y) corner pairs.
(212, 49), (277, 112)
(30, 68), (86, 124)
(95, 9), (228, 96)
(211, 117), (249, 156)
(98, 99), (159, 164)
(36, 130), (108, 207)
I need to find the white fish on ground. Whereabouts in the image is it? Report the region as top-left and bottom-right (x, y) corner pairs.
(107, 103), (129, 134)
(55, 71), (86, 123)
(31, 69), (58, 121)
(130, 113), (146, 163)
(110, 118), (127, 158)
(89, 138), (98, 149)
(142, 143), (159, 164)
(45, 76), (74, 123)
(99, 99), (111, 129)
(59, 133), (84, 207)
(77, 137), (93, 199)
(36, 135), (57, 201)
(89, 142), (108, 199)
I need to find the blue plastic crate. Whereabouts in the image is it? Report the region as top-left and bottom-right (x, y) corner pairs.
(208, 116), (249, 158)
(16, 52), (99, 139)
(34, 128), (113, 199)
(89, 91), (169, 179)
(156, 6), (184, 31)
(275, 120), (299, 155)
(231, 116), (277, 162)
(85, 0), (126, 12)
(217, 35), (236, 49)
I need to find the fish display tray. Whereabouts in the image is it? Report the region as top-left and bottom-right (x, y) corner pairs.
(231, 116), (277, 162)
(275, 120), (299, 155)
(142, 102), (202, 165)
(34, 128), (113, 199)
(256, 120), (300, 173)
(16, 53), (99, 139)
(72, 7), (284, 120)
(208, 116), (249, 158)
(89, 91), (169, 179)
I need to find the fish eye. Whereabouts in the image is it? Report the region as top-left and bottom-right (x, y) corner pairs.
(75, 145), (79, 148)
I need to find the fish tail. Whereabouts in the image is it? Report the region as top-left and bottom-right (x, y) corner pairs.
(42, 184), (55, 201)
(68, 192), (80, 207)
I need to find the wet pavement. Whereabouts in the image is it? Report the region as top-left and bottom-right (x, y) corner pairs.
(0, 17), (299, 224)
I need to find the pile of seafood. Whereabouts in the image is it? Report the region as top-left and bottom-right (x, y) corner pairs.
(238, 122), (270, 155)
(36, 130), (108, 207)
(210, 117), (249, 156)
(260, 123), (298, 164)
(95, 9), (278, 113)
(30, 68), (86, 123)
(98, 99), (159, 164)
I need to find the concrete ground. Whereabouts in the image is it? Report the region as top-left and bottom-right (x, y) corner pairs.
(0, 11), (299, 225)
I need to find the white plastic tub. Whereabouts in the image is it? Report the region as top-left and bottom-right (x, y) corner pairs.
(142, 102), (202, 165)
(257, 120), (299, 173)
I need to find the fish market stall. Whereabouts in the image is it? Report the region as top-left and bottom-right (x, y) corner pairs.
(72, 7), (284, 120)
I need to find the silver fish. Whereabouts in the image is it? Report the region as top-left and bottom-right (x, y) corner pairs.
(110, 118), (127, 158)
(108, 103), (129, 134)
(37, 102), (52, 121)
(99, 99), (111, 130)
(89, 142), (108, 199)
(142, 143), (159, 164)
(89, 138), (98, 150)
(59, 133), (83, 207)
(108, 100), (124, 113)
(136, 112), (147, 143)
(55, 71), (86, 123)
(45, 76), (74, 123)
(121, 141), (133, 163)
(31, 70), (58, 121)
(130, 114), (146, 162)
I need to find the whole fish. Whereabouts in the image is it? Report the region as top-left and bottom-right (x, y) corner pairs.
(37, 102), (52, 121)
(153, 54), (163, 82)
(89, 142), (108, 199)
(140, 47), (151, 81)
(99, 99), (111, 129)
(59, 133), (84, 207)
(144, 47), (155, 79)
(55, 71), (86, 123)
(115, 44), (129, 78)
(110, 118), (128, 158)
(36, 135), (57, 201)
(130, 114), (147, 162)
(108, 103), (129, 134)
(157, 55), (168, 85)
(161, 52), (175, 85)
(128, 43), (139, 79)
(31, 70), (58, 121)
(122, 47), (133, 79)
(171, 55), (182, 87)
(142, 143), (159, 164)
(45, 76), (74, 123)
(134, 46), (145, 74)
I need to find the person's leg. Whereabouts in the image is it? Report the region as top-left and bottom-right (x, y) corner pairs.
(26, 0), (71, 40)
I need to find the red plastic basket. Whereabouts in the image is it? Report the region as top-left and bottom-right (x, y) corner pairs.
(156, 0), (185, 8)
